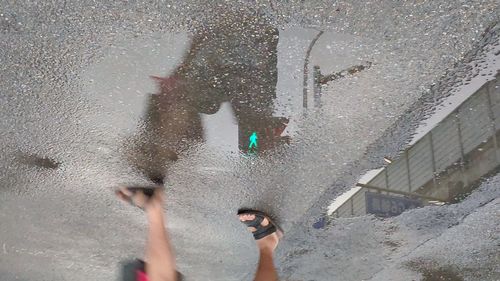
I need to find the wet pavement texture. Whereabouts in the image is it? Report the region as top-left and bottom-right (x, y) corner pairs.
(0, 1), (499, 280)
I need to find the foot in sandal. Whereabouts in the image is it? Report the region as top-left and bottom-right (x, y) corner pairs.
(238, 210), (283, 251)
(115, 186), (164, 211)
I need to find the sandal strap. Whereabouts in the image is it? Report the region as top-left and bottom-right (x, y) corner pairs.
(241, 215), (264, 228)
(128, 187), (156, 199)
(118, 186), (161, 210)
(252, 224), (277, 240)
(239, 212), (278, 240)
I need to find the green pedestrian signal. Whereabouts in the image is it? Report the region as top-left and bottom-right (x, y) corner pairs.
(248, 131), (258, 150)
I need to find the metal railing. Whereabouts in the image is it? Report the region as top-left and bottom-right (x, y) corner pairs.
(331, 74), (500, 218)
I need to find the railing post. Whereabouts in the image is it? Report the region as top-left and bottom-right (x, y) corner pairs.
(405, 150), (412, 192)
(428, 132), (438, 189)
(486, 81), (499, 163)
(384, 169), (389, 195)
(455, 110), (469, 186)
(350, 198), (354, 216)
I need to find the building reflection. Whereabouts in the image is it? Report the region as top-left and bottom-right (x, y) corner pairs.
(329, 74), (500, 219)
(124, 9), (289, 184)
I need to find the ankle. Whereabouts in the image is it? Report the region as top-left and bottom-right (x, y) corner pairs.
(258, 246), (275, 256)
(146, 203), (164, 219)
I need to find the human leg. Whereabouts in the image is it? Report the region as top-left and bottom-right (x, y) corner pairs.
(238, 212), (282, 281)
(117, 187), (177, 281)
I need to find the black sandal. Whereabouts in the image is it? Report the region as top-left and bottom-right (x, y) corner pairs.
(237, 209), (284, 240)
(116, 185), (163, 210)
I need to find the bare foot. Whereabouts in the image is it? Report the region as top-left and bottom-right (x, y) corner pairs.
(239, 214), (280, 252)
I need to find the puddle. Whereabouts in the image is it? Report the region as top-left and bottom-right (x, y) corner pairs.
(1, 2), (499, 281)
(407, 261), (464, 281)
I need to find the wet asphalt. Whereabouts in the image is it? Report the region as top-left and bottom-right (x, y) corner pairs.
(0, 1), (499, 280)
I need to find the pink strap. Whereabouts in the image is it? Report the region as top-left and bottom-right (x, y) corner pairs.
(136, 270), (149, 281)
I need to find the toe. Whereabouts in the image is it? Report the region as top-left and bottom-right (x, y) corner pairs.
(239, 214), (255, 222)
(238, 214), (269, 227)
(239, 214), (258, 233)
(260, 217), (269, 227)
(118, 187), (133, 197)
(116, 189), (130, 202)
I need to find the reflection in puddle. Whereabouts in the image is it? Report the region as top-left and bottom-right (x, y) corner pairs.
(15, 153), (60, 169)
(329, 64), (500, 220)
(1, 2), (499, 281)
(407, 260), (465, 281)
(123, 10), (288, 183)
(80, 11), (375, 187)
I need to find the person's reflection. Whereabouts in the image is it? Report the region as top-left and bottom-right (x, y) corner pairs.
(124, 10), (288, 184)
